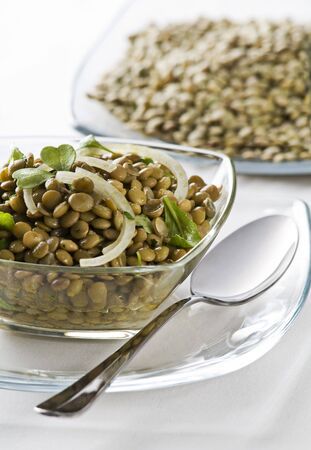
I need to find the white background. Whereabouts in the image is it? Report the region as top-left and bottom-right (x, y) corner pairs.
(0, 1), (311, 449)
(0, 0), (126, 135)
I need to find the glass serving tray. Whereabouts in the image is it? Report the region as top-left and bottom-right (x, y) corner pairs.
(0, 197), (309, 393)
(71, 0), (311, 176)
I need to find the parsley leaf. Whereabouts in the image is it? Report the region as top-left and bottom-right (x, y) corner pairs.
(8, 147), (25, 163)
(0, 212), (14, 231)
(40, 144), (76, 171)
(123, 211), (135, 220)
(163, 196), (201, 249)
(141, 157), (154, 165)
(136, 251), (142, 266)
(12, 168), (53, 189)
(77, 135), (114, 154)
(135, 214), (153, 233)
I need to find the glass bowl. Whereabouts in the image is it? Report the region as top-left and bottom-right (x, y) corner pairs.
(71, 0), (311, 175)
(0, 136), (235, 339)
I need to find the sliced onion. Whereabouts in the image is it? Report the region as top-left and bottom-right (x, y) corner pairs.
(37, 163), (54, 172)
(80, 218), (131, 268)
(77, 147), (110, 158)
(23, 189), (37, 214)
(55, 171), (77, 185)
(76, 168), (135, 267)
(75, 167), (133, 213)
(75, 155), (116, 173)
(56, 169), (136, 267)
(92, 143), (188, 201)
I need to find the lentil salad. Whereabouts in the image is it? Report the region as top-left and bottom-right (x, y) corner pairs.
(0, 137), (223, 331)
(0, 136), (220, 268)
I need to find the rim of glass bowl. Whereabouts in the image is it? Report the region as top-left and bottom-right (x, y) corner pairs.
(0, 136), (236, 275)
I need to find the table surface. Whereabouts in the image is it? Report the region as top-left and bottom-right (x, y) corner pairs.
(0, 1), (311, 449)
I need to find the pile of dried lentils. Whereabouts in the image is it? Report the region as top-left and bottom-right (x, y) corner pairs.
(91, 19), (311, 162)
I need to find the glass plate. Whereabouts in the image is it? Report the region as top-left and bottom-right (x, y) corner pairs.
(71, 0), (311, 176)
(0, 197), (309, 393)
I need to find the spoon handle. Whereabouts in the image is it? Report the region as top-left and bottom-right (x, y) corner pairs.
(35, 296), (201, 417)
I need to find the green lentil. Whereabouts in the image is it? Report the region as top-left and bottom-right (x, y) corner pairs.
(72, 177), (94, 194)
(42, 190), (62, 210)
(55, 249), (74, 266)
(23, 231), (43, 249)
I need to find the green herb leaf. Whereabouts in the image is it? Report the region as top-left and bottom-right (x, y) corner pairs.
(0, 212), (14, 231)
(136, 251), (142, 266)
(0, 238), (10, 250)
(169, 235), (194, 249)
(141, 157), (154, 165)
(163, 196), (201, 249)
(0, 297), (17, 311)
(77, 135), (114, 154)
(12, 168), (53, 189)
(123, 211), (135, 220)
(135, 214), (153, 234)
(163, 171), (175, 180)
(40, 144), (76, 171)
(8, 146), (25, 163)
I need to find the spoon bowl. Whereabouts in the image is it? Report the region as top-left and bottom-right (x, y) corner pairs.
(192, 215), (298, 303)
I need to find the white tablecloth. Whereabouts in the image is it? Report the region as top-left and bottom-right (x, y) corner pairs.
(0, 1), (311, 449)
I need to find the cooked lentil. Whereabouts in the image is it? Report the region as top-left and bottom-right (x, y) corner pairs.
(72, 177), (94, 194)
(68, 193), (94, 213)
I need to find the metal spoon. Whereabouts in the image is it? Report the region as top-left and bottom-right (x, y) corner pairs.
(36, 214), (298, 417)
